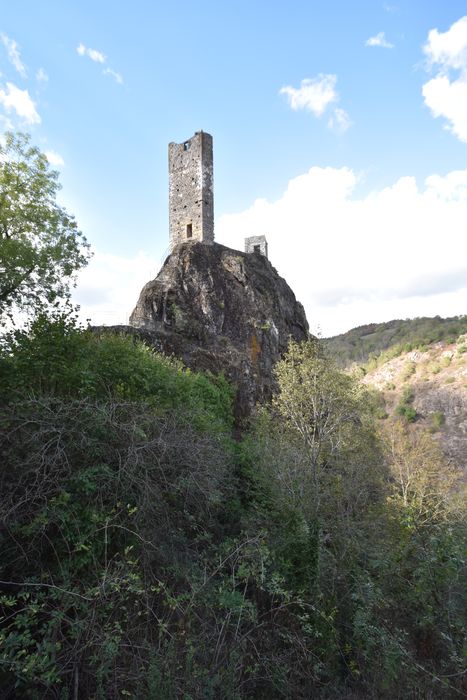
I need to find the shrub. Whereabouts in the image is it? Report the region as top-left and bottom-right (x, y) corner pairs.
(400, 361), (416, 381)
(395, 386), (417, 422)
(429, 411), (445, 431)
(0, 313), (235, 433)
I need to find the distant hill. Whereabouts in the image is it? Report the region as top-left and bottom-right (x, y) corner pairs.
(324, 315), (467, 367)
(324, 316), (467, 477)
(360, 337), (467, 477)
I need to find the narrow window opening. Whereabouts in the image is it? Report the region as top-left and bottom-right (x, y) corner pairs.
(254, 245), (261, 254)
(183, 141), (190, 151)
(186, 223), (193, 238)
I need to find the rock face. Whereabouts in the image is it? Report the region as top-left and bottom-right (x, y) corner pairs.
(129, 242), (309, 419)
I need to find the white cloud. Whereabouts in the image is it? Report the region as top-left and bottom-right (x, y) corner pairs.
(77, 43), (106, 64)
(327, 107), (351, 133)
(0, 82), (40, 124)
(1, 33), (27, 77)
(280, 75), (338, 117)
(422, 75), (467, 142)
(77, 43), (123, 85)
(365, 31), (394, 49)
(216, 166), (467, 336)
(73, 250), (160, 327)
(36, 67), (48, 82)
(44, 150), (64, 167)
(103, 67), (123, 84)
(422, 16), (467, 142)
(424, 16), (467, 71)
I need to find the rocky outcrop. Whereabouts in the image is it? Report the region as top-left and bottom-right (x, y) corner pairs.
(129, 242), (309, 420)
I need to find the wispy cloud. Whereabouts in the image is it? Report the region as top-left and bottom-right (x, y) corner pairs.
(280, 74), (351, 132)
(280, 75), (338, 116)
(103, 67), (123, 85)
(327, 107), (352, 133)
(77, 43), (106, 64)
(44, 150), (64, 167)
(36, 67), (48, 82)
(0, 82), (40, 124)
(0, 33), (27, 77)
(76, 42), (123, 84)
(365, 32), (394, 49)
(422, 16), (467, 143)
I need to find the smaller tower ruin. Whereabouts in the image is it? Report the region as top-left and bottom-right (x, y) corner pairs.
(168, 131), (214, 250)
(245, 235), (268, 258)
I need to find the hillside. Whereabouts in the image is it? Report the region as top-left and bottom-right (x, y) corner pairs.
(325, 317), (467, 476)
(324, 315), (467, 367)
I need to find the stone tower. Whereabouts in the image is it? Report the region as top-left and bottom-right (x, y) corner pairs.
(168, 131), (214, 250)
(245, 235), (268, 258)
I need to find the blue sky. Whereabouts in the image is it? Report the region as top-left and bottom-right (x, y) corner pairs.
(1, 1), (467, 335)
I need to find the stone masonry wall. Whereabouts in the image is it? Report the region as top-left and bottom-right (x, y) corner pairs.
(168, 131), (214, 250)
(245, 235), (268, 258)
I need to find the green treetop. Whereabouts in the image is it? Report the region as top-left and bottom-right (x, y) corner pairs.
(0, 132), (90, 323)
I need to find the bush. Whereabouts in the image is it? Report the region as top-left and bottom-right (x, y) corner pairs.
(395, 387), (417, 422)
(429, 411), (445, 431)
(0, 313), (235, 433)
(400, 361), (416, 381)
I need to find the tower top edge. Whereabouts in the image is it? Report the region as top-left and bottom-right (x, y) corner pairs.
(168, 131), (213, 148)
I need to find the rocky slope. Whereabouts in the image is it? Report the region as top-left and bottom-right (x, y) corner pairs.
(360, 337), (467, 475)
(128, 242), (309, 420)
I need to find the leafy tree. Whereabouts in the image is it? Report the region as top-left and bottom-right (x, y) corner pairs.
(382, 418), (461, 519)
(0, 132), (90, 322)
(272, 339), (376, 482)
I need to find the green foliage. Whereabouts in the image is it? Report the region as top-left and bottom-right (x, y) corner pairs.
(0, 327), (465, 698)
(395, 386), (417, 422)
(0, 312), (234, 432)
(400, 360), (416, 381)
(364, 388), (389, 420)
(325, 315), (467, 368)
(0, 132), (90, 322)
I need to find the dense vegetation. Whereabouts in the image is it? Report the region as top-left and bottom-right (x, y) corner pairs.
(0, 318), (465, 699)
(0, 133), (465, 697)
(325, 315), (467, 367)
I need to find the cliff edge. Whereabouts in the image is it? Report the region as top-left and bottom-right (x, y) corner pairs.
(129, 242), (309, 419)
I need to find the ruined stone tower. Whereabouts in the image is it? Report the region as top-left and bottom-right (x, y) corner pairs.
(168, 131), (214, 250)
(245, 235), (268, 258)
